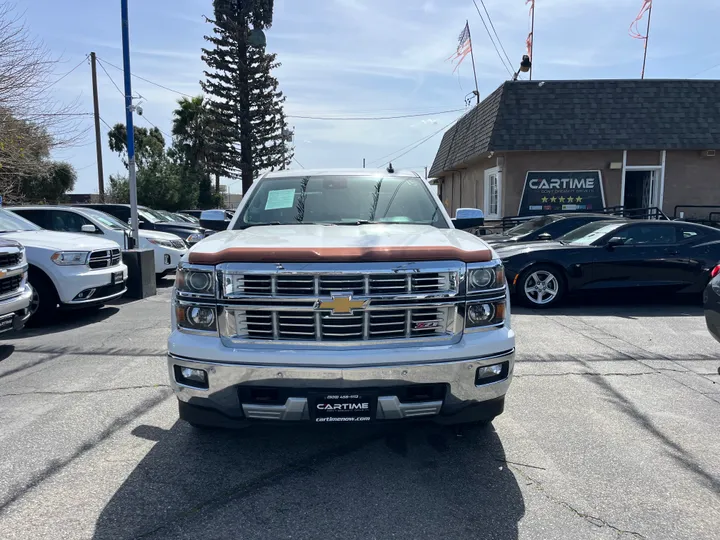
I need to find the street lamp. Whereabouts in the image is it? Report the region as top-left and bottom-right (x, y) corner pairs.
(512, 55), (532, 81)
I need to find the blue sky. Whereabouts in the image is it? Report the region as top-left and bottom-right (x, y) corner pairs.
(17, 0), (720, 196)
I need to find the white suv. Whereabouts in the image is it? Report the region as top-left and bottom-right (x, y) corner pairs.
(10, 206), (188, 277)
(0, 210), (127, 323)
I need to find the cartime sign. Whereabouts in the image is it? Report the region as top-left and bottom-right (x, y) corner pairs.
(518, 171), (605, 216)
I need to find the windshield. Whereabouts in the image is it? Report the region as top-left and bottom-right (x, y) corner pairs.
(157, 210), (178, 221)
(234, 175), (447, 229)
(80, 208), (131, 231)
(0, 209), (42, 232)
(559, 222), (625, 245)
(138, 209), (161, 224)
(505, 215), (562, 236)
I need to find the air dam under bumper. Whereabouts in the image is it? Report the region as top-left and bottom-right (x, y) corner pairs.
(169, 350), (514, 428)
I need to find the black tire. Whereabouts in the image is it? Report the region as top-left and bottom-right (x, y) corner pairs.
(517, 264), (566, 308)
(27, 269), (59, 325)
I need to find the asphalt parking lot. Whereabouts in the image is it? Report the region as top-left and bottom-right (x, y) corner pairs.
(0, 282), (718, 540)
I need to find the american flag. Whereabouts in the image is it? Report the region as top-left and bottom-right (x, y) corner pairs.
(629, 0), (652, 40)
(448, 22), (472, 73)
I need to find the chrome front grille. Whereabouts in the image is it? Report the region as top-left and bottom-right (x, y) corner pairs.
(89, 248), (121, 269)
(216, 262), (464, 345)
(224, 270), (455, 297)
(229, 306), (457, 343)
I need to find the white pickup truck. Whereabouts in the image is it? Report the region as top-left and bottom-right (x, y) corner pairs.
(168, 169), (515, 428)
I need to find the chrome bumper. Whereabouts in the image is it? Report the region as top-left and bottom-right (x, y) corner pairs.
(0, 284), (32, 333)
(168, 349), (514, 422)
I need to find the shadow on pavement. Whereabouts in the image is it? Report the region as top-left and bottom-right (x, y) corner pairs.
(514, 291), (703, 317)
(93, 421), (525, 540)
(0, 345), (15, 362)
(7, 306), (120, 339)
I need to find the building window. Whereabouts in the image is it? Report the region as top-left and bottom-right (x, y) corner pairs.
(484, 167), (502, 219)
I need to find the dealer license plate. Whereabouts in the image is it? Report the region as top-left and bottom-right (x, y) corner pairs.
(111, 271), (124, 285)
(310, 392), (375, 423)
(0, 316), (14, 332)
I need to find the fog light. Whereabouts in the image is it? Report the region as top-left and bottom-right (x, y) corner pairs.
(174, 365), (209, 389)
(475, 361), (509, 385)
(181, 367), (206, 383)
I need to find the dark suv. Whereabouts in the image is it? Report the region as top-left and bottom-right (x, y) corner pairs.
(76, 204), (209, 245)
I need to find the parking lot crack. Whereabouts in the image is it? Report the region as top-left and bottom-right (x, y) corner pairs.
(509, 466), (646, 539)
(0, 384), (170, 398)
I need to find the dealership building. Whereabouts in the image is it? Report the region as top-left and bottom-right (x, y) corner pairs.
(429, 79), (720, 221)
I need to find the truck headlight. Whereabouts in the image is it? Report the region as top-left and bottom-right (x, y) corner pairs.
(467, 263), (505, 293)
(51, 251), (90, 266)
(466, 300), (506, 328)
(176, 264), (215, 297)
(176, 303), (217, 333)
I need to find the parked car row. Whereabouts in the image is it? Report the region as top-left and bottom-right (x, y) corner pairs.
(0, 203), (232, 332)
(476, 212), (720, 308)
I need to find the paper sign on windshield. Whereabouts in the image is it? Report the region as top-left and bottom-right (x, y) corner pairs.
(265, 189), (296, 210)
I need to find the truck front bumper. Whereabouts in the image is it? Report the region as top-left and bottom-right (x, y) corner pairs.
(168, 349), (514, 428)
(0, 284), (33, 334)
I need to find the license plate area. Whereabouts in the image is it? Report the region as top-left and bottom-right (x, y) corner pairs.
(309, 392), (376, 423)
(111, 271), (124, 285)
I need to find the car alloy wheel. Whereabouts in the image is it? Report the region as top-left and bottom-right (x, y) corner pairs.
(523, 270), (560, 306)
(29, 285), (40, 316)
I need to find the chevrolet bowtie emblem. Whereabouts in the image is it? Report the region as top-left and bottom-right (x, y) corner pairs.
(314, 294), (369, 315)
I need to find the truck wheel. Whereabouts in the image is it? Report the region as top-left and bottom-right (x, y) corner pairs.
(518, 265), (565, 308)
(27, 270), (59, 325)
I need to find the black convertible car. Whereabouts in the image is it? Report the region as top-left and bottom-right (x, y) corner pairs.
(483, 213), (617, 246)
(498, 220), (720, 307)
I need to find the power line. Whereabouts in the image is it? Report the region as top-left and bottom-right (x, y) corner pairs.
(99, 117), (114, 130)
(42, 55), (89, 91)
(691, 61), (720, 78)
(96, 59), (126, 98)
(97, 57), (195, 98)
(370, 115), (462, 166)
(477, 0), (514, 70)
(140, 115), (173, 140)
(293, 157), (305, 169)
(286, 109), (465, 121)
(471, 0), (513, 76)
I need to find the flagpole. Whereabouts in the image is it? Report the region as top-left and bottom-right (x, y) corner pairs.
(466, 20), (480, 105)
(529, 2), (535, 80)
(641, 4), (652, 79)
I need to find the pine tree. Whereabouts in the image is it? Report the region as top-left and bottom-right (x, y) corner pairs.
(201, 0), (290, 194)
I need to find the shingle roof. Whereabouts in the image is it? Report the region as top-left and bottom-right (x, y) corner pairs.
(429, 79), (720, 177)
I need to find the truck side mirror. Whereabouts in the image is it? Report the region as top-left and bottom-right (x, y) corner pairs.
(452, 208), (485, 230)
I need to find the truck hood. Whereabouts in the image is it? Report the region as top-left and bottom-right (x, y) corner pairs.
(189, 224), (493, 264)
(0, 230), (120, 251)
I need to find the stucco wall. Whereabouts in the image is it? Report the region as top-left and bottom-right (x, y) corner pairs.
(436, 149), (720, 220)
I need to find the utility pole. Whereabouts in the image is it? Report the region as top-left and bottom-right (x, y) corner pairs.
(90, 53), (105, 202)
(362, 158), (365, 168)
(238, 2), (254, 195)
(424, 166), (428, 180)
(529, 1), (535, 81)
(120, 0), (139, 246)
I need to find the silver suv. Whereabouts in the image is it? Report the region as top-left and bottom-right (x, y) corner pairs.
(0, 237), (32, 334)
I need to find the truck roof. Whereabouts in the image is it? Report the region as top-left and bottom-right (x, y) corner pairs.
(261, 168), (422, 179)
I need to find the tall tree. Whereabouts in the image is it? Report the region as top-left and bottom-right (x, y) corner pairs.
(201, 0), (290, 194)
(170, 96), (216, 207)
(107, 124), (166, 169)
(20, 161), (76, 202)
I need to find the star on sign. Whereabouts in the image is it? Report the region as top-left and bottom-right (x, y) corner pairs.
(541, 196), (549, 203)
(559, 196), (566, 203)
(550, 197), (557, 203)
(575, 196), (583, 202)
(566, 196), (574, 203)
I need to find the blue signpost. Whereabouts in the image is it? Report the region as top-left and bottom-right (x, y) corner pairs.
(120, 0), (139, 246)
